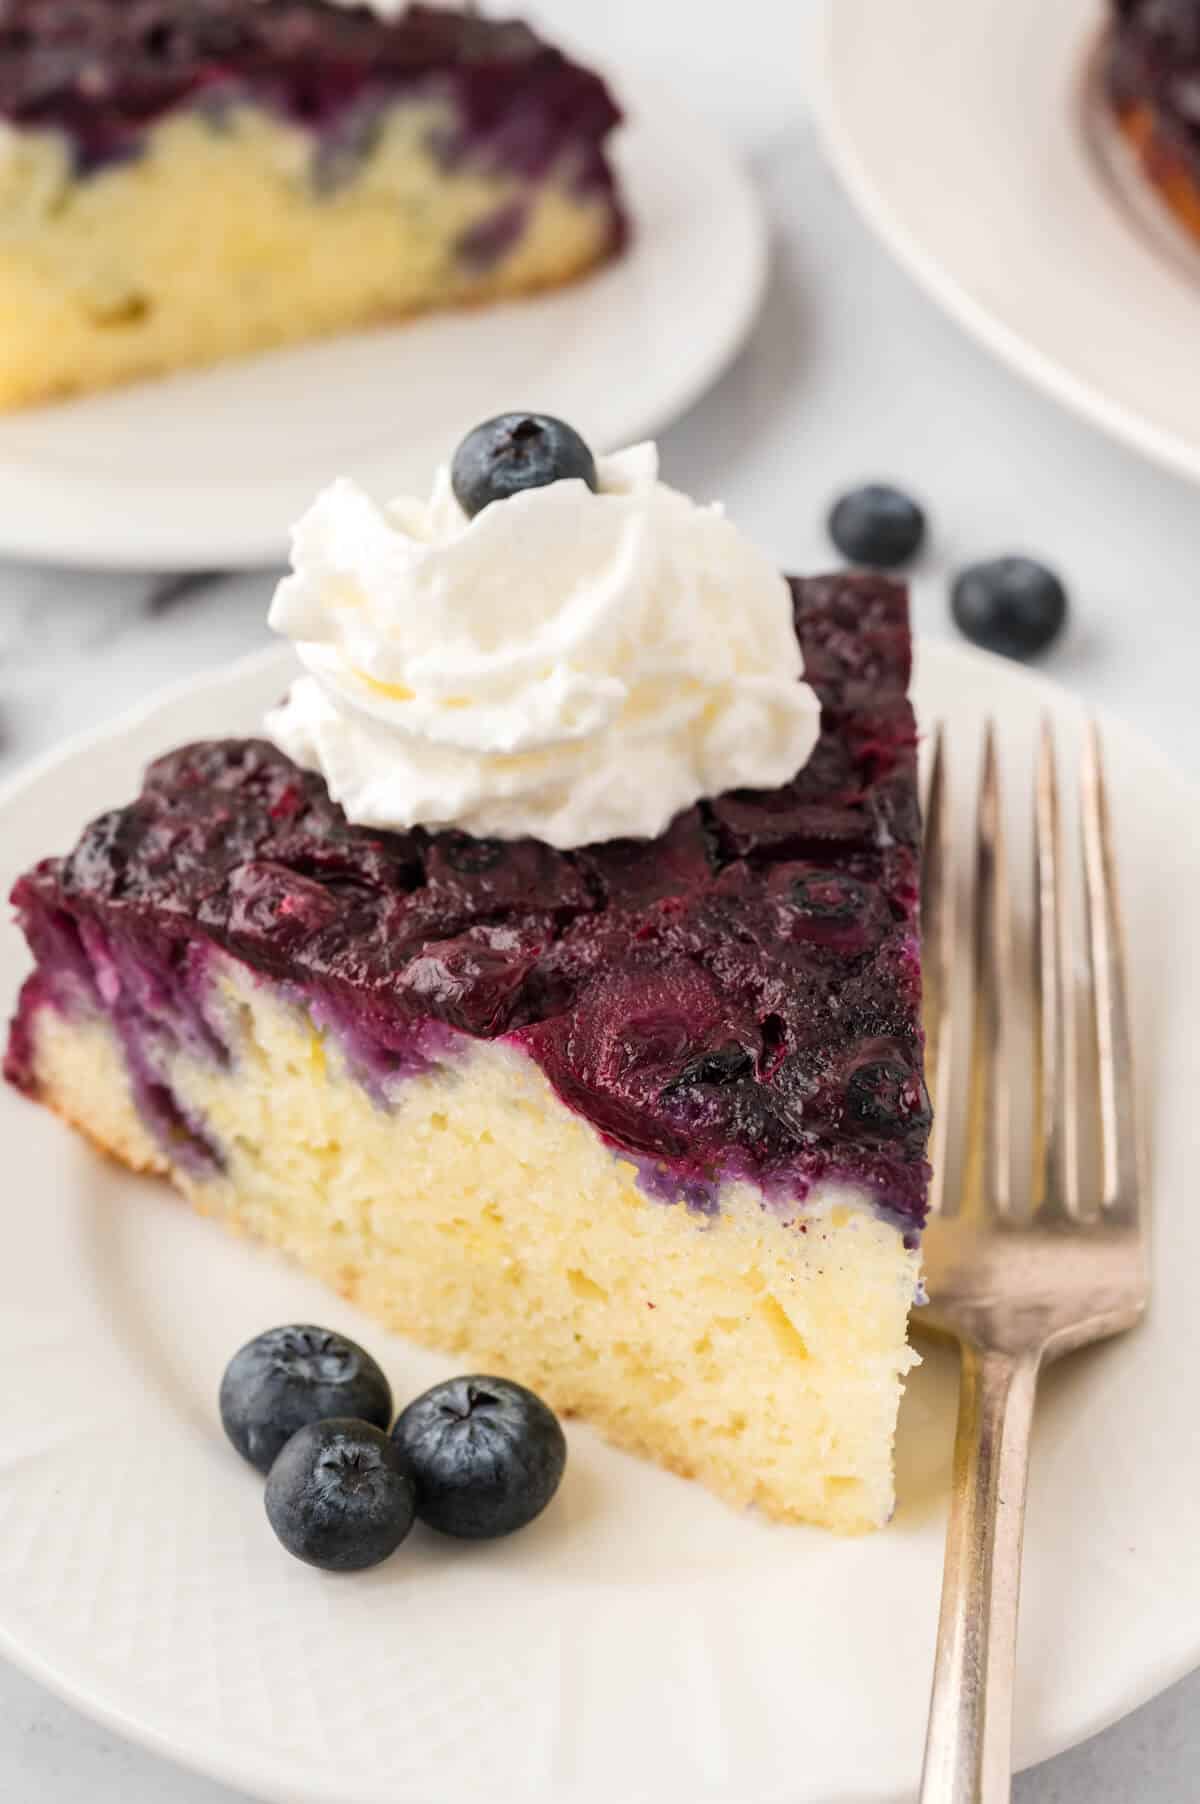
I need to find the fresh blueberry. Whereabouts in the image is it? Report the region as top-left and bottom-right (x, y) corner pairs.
(391, 1376), (567, 1539)
(265, 1419), (416, 1572)
(220, 1324), (392, 1475)
(828, 484), (926, 568)
(451, 414), (598, 519)
(950, 557), (1068, 660)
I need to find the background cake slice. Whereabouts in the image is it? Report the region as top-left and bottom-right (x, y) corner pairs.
(0, 1), (625, 408)
(5, 570), (929, 1533)
(1106, 0), (1200, 243)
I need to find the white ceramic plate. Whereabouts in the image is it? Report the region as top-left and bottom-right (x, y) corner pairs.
(0, 640), (1196, 1804)
(809, 0), (1200, 488)
(0, 78), (765, 572)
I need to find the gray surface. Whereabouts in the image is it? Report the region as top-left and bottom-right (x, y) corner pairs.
(2, 1), (1198, 1797)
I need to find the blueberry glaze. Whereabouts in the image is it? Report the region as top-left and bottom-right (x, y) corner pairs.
(5, 573), (930, 1228)
(1107, 0), (1200, 189)
(0, 0), (626, 202)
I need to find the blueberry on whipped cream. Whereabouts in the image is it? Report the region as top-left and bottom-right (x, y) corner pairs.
(450, 413), (598, 517)
(265, 422), (821, 848)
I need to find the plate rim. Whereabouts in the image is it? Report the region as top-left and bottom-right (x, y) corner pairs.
(0, 76), (767, 574)
(807, 0), (1200, 490)
(0, 636), (1197, 1804)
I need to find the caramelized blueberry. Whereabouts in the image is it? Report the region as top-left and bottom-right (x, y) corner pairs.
(664, 1045), (755, 1092)
(398, 933), (539, 1035)
(440, 834), (508, 875)
(789, 872), (871, 922)
(845, 1059), (931, 1141)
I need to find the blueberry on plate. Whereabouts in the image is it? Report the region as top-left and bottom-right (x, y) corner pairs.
(451, 414), (598, 518)
(950, 557), (1068, 661)
(220, 1324), (392, 1475)
(828, 484), (926, 568)
(392, 1375), (567, 1539)
(265, 1419), (416, 1571)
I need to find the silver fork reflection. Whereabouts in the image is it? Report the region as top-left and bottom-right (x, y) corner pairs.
(917, 720), (1149, 1804)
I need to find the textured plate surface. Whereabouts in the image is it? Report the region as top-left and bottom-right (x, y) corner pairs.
(0, 76), (765, 571)
(0, 641), (1196, 1804)
(809, 0), (1200, 488)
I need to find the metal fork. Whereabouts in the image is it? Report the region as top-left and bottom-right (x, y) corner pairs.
(917, 720), (1149, 1804)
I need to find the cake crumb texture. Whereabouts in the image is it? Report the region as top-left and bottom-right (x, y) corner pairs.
(0, 103), (619, 409)
(26, 958), (920, 1533)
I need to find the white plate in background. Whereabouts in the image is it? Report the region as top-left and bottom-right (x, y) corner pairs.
(810, 0), (1200, 487)
(0, 639), (1196, 1804)
(0, 78), (765, 572)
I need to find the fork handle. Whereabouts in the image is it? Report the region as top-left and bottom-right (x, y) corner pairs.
(919, 1344), (1042, 1803)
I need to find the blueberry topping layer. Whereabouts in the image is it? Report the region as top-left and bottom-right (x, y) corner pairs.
(5, 571), (929, 1226)
(0, 0), (625, 187)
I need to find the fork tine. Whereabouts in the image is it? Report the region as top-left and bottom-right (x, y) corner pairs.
(968, 723), (1015, 1216)
(1081, 722), (1139, 1216)
(1033, 721), (1080, 1218)
(921, 722), (955, 1216)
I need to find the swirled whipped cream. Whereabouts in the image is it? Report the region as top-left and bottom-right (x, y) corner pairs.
(266, 443), (820, 848)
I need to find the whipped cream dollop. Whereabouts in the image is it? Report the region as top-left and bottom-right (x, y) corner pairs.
(266, 443), (820, 848)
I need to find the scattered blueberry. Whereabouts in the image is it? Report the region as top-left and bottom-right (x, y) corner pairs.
(828, 484), (926, 568)
(219, 1324), (392, 1475)
(451, 414), (598, 518)
(391, 1376), (567, 1540)
(950, 557), (1068, 661)
(265, 1419), (416, 1572)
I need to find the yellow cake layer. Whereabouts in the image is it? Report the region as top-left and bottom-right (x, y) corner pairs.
(27, 956), (921, 1531)
(0, 103), (617, 408)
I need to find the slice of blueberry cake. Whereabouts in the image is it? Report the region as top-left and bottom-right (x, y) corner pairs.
(1106, 0), (1200, 242)
(4, 421), (930, 1532)
(0, 2), (625, 408)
